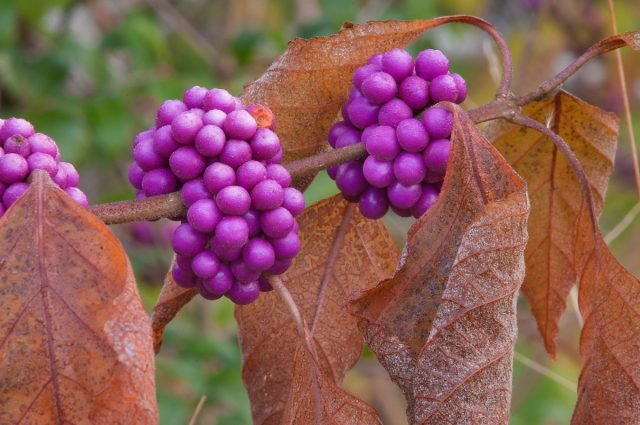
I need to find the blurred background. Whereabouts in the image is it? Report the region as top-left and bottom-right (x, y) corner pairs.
(1, 0), (639, 423)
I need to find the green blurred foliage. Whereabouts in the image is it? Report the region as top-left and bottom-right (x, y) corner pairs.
(1, 0), (639, 423)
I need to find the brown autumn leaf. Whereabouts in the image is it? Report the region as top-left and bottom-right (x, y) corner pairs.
(486, 90), (618, 356)
(570, 231), (640, 424)
(235, 196), (399, 425)
(150, 262), (197, 353)
(351, 106), (529, 425)
(0, 171), (157, 424)
(241, 16), (500, 163)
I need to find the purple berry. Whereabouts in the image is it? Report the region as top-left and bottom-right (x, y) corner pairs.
(362, 156), (394, 188)
(176, 255), (193, 273)
(0, 153), (29, 183)
(359, 187), (389, 219)
(258, 276), (273, 292)
(191, 250), (220, 279)
(59, 162), (80, 187)
(171, 111), (203, 144)
(363, 125), (399, 161)
(381, 48), (414, 82)
(243, 238), (276, 271)
(181, 178), (210, 207)
(203, 162), (235, 194)
(26, 133), (57, 158)
(265, 164), (291, 187)
(187, 198), (222, 233)
(128, 164), (144, 190)
(4, 135), (31, 157)
(268, 149), (284, 164)
(334, 127), (361, 149)
(236, 160), (267, 190)
(172, 264), (197, 288)
(260, 207), (294, 239)
(424, 168), (444, 184)
(183, 86), (208, 109)
(195, 125), (226, 157)
(152, 125), (180, 157)
(202, 88), (236, 113)
(27, 152), (57, 177)
(244, 209), (261, 237)
(391, 204), (413, 217)
(336, 162), (368, 198)
(367, 53), (383, 66)
(198, 283), (222, 300)
(393, 152), (426, 185)
(172, 223), (208, 257)
(251, 179), (284, 210)
(223, 110), (257, 140)
(169, 146), (206, 181)
(451, 73), (467, 103)
(220, 140), (252, 169)
(423, 139), (451, 174)
(269, 231), (301, 260)
(344, 97), (380, 129)
(423, 107), (453, 139)
(352, 64), (381, 88)
(415, 49), (450, 81)
(53, 167), (68, 189)
(157, 100), (188, 127)
(203, 109), (227, 127)
(65, 187), (89, 207)
(268, 258), (293, 275)
(429, 74), (458, 103)
(0, 118), (34, 141)
(226, 281), (260, 305)
(134, 129), (154, 148)
(216, 185), (251, 215)
(328, 121), (353, 148)
(412, 184), (439, 218)
(250, 128), (280, 160)
(141, 168), (178, 196)
(134, 137), (166, 171)
(3, 182), (29, 207)
(378, 98), (412, 127)
(230, 260), (261, 283)
(361, 72), (398, 105)
(215, 216), (249, 248)
(282, 187), (305, 216)
(396, 119), (429, 152)
(387, 182), (421, 209)
(212, 242), (243, 262)
(398, 76), (429, 110)
(203, 264), (234, 295)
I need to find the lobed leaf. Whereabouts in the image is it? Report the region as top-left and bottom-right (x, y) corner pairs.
(351, 106), (530, 425)
(235, 196), (399, 425)
(0, 172), (157, 424)
(487, 91), (618, 356)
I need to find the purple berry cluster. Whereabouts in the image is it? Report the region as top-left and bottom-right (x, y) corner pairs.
(129, 86), (305, 304)
(0, 117), (86, 216)
(328, 48), (466, 219)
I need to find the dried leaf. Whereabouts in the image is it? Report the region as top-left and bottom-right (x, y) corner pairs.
(0, 172), (157, 424)
(236, 196), (399, 424)
(487, 91), (618, 356)
(571, 237), (640, 423)
(351, 107), (529, 425)
(242, 16), (498, 163)
(150, 262), (197, 353)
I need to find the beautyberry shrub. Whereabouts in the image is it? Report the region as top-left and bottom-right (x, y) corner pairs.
(0, 117), (87, 215)
(129, 87), (304, 304)
(328, 48), (466, 219)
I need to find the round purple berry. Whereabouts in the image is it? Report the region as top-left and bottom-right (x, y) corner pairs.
(268, 258), (293, 275)
(172, 223), (208, 257)
(381, 48), (414, 82)
(412, 184), (439, 218)
(251, 179), (284, 211)
(429, 74), (458, 103)
(244, 209), (261, 237)
(203, 162), (236, 194)
(223, 110), (257, 140)
(27, 152), (57, 177)
(398, 76), (429, 111)
(202, 88), (236, 113)
(423, 139), (451, 174)
(260, 207), (294, 239)
(230, 260), (262, 284)
(361, 72), (398, 105)
(172, 264), (197, 288)
(226, 281), (260, 305)
(378, 98), (412, 127)
(363, 125), (399, 161)
(169, 146), (206, 181)
(5, 135), (31, 157)
(134, 137), (166, 171)
(183, 86), (208, 109)
(269, 231), (301, 260)
(65, 187), (89, 207)
(243, 238), (276, 271)
(171, 111), (203, 144)
(157, 100), (188, 127)
(396, 119), (429, 152)
(220, 140), (252, 169)
(203, 109), (227, 127)
(451, 73), (467, 103)
(393, 152), (426, 185)
(0, 153), (29, 183)
(152, 125), (180, 158)
(328, 121), (354, 148)
(415, 49), (450, 81)
(258, 276), (273, 292)
(344, 97), (380, 129)
(387, 181), (421, 209)
(3, 182), (29, 207)
(282, 187), (305, 216)
(187, 198), (223, 233)
(191, 250), (220, 279)
(128, 163), (145, 190)
(362, 156), (394, 188)
(53, 167), (68, 189)
(423, 107), (453, 139)
(250, 128), (280, 160)
(0, 118), (34, 141)
(236, 160), (267, 190)
(203, 264), (234, 295)
(335, 162), (368, 198)
(359, 187), (389, 219)
(28, 133), (58, 157)
(265, 164), (291, 187)
(181, 178), (210, 207)
(60, 162), (80, 187)
(194, 125), (226, 157)
(216, 185), (251, 215)
(215, 216), (249, 248)
(141, 168), (178, 196)
(352, 64), (381, 88)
